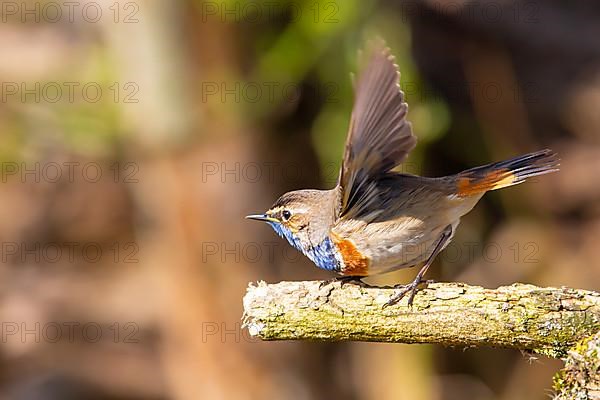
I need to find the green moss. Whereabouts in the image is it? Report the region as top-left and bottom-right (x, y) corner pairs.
(553, 332), (600, 399)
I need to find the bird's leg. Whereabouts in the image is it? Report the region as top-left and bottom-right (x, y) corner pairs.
(318, 275), (365, 290)
(384, 225), (453, 308)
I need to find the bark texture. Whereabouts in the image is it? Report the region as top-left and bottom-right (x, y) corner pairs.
(243, 281), (600, 358)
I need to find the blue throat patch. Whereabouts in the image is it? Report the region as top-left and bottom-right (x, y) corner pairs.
(268, 222), (340, 272)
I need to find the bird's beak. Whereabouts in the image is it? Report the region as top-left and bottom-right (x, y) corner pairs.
(245, 213), (277, 223)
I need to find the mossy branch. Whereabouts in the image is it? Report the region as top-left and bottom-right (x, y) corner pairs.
(243, 281), (600, 358)
(553, 331), (600, 399)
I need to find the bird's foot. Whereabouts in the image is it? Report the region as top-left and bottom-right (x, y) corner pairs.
(383, 279), (434, 308)
(318, 275), (366, 290)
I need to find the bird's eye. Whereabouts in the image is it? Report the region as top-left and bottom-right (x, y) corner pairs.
(282, 210), (292, 221)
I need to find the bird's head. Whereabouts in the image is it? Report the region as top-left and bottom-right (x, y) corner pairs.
(246, 189), (338, 254)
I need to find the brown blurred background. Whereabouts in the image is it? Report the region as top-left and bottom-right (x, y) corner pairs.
(0, 0), (599, 399)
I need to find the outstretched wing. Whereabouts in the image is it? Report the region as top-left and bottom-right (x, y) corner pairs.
(338, 40), (417, 219)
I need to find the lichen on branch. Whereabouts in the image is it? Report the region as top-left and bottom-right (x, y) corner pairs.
(243, 281), (600, 358)
(553, 331), (600, 399)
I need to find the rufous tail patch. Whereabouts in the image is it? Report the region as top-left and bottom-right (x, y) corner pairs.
(457, 169), (516, 196)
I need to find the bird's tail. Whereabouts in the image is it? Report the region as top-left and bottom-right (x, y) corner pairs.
(455, 149), (559, 197)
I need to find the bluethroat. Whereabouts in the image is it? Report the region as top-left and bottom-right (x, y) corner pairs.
(247, 40), (559, 307)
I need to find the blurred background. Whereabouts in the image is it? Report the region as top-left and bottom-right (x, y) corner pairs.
(0, 0), (599, 399)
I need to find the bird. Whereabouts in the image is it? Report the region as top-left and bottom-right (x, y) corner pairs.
(246, 40), (559, 307)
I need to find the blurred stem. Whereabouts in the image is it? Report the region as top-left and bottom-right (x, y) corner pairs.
(243, 281), (600, 358)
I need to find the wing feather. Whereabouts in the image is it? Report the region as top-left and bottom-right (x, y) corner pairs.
(338, 40), (417, 219)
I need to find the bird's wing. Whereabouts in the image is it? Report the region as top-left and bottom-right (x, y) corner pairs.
(338, 40), (416, 220)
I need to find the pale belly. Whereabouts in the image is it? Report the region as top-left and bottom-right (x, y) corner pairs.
(332, 216), (458, 275)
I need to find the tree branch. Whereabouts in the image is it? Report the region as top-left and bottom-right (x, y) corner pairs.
(243, 281), (600, 358)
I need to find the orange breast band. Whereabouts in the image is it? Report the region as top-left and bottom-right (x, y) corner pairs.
(331, 233), (370, 276)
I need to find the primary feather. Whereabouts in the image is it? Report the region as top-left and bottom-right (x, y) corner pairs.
(338, 40), (417, 220)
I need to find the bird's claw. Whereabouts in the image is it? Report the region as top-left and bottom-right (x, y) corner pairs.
(383, 279), (433, 308)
